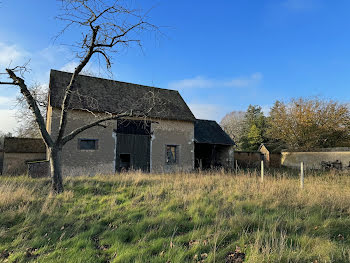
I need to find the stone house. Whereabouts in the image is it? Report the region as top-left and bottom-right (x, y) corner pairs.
(1, 137), (46, 175)
(46, 70), (234, 175)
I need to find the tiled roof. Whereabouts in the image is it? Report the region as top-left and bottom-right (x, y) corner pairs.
(49, 70), (196, 122)
(195, 119), (235, 145)
(3, 137), (46, 153)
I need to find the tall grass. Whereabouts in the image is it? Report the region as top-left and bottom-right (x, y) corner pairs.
(1, 170), (350, 262)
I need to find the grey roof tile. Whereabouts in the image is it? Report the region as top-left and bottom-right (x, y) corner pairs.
(194, 119), (235, 145)
(4, 137), (46, 153)
(49, 70), (195, 122)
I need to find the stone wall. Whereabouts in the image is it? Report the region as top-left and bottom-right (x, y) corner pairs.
(49, 107), (117, 176)
(234, 151), (263, 168)
(281, 151), (350, 169)
(48, 107), (195, 175)
(149, 119), (194, 173)
(2, 152), (46, 175)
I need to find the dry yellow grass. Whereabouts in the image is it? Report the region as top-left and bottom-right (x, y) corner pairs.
(1, 170), (350, 262)
(0, 180), (35, 209)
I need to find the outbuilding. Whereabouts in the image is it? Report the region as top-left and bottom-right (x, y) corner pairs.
(1, 137), (46, 175)
(194, 119), (235, 170)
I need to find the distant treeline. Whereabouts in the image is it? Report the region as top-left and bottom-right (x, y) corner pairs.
(220, 98), (350, 151)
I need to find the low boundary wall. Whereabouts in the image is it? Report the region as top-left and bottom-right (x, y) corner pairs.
(281, 151), (350, 169)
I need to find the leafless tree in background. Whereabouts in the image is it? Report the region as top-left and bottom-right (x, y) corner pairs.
(14, 69), (100, 138)
(0, 0), (158, 193)
(14, 83), (48, 138)
(220, 111), (245, 147)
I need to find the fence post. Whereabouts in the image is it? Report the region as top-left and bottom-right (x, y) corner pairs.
(261, 160), (264, 182)
(235, 160), (238, 174)
(300, 162), (304, 189)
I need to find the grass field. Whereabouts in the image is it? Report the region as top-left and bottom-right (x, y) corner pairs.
(1, 170), (350, 262)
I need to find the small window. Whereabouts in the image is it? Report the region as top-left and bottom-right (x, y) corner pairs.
(166, 145), (177, 164)
(78, 139), (98, 150)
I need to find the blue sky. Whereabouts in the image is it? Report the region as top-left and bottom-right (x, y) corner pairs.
(1, 0), (350, 133)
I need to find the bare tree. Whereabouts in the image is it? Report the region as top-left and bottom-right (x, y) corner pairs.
(0, 0), (157, 193)
(14, 69), (100, 138)
(14, 83), (48, 138)
(220, 111), (245, 147)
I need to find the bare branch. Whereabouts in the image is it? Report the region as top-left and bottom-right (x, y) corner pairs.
(5, 69), (53, 147)
(93, 49), (111, 68)
(61, 112), (131, 145)
(94, 21), (144, 48)
(0, 81), (17, 85)
(56, 25), (99, 143)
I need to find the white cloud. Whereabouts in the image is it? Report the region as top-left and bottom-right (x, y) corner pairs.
(168, 72), (263, 90)
(0, 96), (14, 108)
(60, 61), (103, 77)
(60, 61), (79, 72)
(0, 42), (29, 68)
(188, 103), (227, 122)
(38, 46), (71, 64)
(168, 76), (214, 89)
(0, 109), (17, 134)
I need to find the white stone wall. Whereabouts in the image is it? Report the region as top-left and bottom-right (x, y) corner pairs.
(281, 151), (350, 169)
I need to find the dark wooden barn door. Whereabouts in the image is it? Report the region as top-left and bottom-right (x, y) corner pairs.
(115, 120), (151, 172)
(116, 134), (150, 172)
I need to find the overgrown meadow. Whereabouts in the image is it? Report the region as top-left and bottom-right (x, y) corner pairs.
(1, 170), (350, 262)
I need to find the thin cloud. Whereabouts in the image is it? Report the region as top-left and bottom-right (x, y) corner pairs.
(0, 42), (29, 68)
(60, 61), (104, 78)
(168, 76), (214, 89)
(0, 109), (17, 133)
(168, 72), (263, 90)
(60, 61), (79, 72)
(38, 46), (71, 64)
(188, 103), (227, 122)
(0, 96), (15, 108)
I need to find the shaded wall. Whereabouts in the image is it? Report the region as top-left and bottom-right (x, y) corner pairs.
(234, 151), (263, 168)
(195, 144), (234, 170)
(2, 152), (46, 175)
(270, 153), (281, 168)
(281, 151), (350, 169)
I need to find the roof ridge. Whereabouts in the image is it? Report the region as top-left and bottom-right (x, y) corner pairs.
(50, 69), (179, 93)
(196, 119), (216, 122)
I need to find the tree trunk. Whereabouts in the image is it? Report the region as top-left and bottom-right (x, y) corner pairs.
(49, 147), (64, 193)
